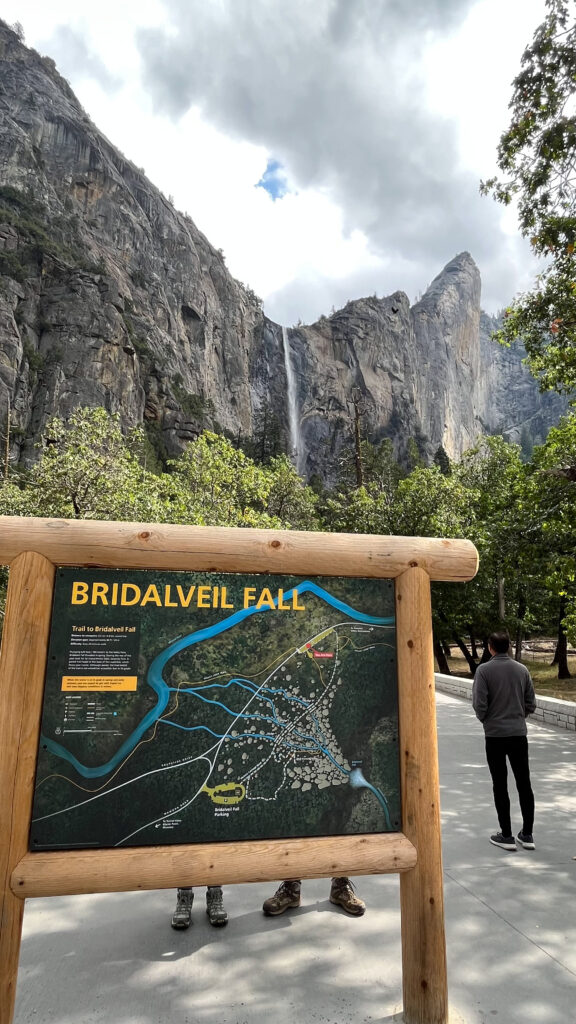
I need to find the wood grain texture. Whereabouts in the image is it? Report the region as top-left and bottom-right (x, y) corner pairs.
(396, 567), (448, 1024)
(0, 516), (478, 582)
(0, 553), (55, 1024)
(11, 832), (417, 897)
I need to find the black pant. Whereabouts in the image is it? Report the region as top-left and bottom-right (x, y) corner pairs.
(485, 735), (534, 836)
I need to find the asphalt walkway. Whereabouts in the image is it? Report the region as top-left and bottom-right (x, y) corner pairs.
(13, 692), (576, 1024)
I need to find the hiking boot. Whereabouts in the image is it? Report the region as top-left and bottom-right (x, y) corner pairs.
(489, 832), (517, 851)
(262, 880), (301, 915)
(171, 887), (194, 929)
(206, 886), (228, 927)
(516, 831), (535, 850)
(329, 877), (366, 916)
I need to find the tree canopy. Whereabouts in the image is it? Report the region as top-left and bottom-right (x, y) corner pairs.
(2, 407), (576, 679)
(481, 0), (576, 392)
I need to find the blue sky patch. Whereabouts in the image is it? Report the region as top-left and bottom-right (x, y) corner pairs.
(256, 158), (289, 200)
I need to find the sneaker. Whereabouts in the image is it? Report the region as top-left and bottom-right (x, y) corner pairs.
(262, 880), (301, 916)
(171, 888), (194, 929)
(329, 877), (366, 916)
(516, 831), (535, 850)
(489, 833), (517, 851)
(206, 886), (228, 927)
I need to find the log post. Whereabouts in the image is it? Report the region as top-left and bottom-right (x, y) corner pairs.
(0, 552), (55, 1024)
(396, 567), (448, 1024)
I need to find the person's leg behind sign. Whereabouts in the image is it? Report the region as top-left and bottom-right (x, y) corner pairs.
(171, 886), (228, 928)
(262, 877), (365, 916)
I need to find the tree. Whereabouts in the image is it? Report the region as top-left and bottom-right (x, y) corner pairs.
(433, 445), (452, 475)
(529, 412), (576, 673)
(264, 455), (320, 530)
(481, 0), (576, 392)
(391, 464), (484, 673)
(167, 431), (280, 528)
(243, 401), (284, 465)
(1, 408), (168, 522)
(323, 438), (404, 535)
(455, 436), (544, 657)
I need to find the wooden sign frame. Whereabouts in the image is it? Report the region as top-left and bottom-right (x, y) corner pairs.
(0, 516), (478, 1024)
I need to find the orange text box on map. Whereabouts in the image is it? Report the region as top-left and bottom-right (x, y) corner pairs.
(61, 676), (138, 692)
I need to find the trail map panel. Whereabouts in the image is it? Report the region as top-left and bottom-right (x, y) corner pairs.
(30, 568), (400, 850)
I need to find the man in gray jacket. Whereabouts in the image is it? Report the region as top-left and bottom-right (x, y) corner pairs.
(472, 630), (537, 851)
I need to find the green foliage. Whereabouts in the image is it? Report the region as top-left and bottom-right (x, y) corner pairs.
(0, 408), (169, 522)
(406, 436), (426, 472)
(337, 437), (404, 496)
(530, 412), (576, 645)
(0, 185), (89, 281)
(264, 455), (320, 530)
(141, 421), (169, 473)
(1, 402), (576, 674)
(242, 401), (284, 465)
(22, 340), (45, 384)
(433, 445), (452, 475)
(394, 465), (474, 538)
(166, 432), (279, 528)
(324, 438), (405, 535)
(172, 383), (215, 422)
(481, 0), (576, 392)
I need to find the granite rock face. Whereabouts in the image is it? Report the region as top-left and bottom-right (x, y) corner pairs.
(0, 21), (263, 467)
(267, 255), (565, 480)
(0, 22), (566, 482)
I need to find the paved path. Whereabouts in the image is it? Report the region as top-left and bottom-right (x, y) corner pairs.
(13, 693), (576, 1024)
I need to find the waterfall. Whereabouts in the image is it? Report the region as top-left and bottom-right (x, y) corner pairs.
(281, 326), (302, 472)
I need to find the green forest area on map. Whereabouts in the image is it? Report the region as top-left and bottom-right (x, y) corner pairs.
(30, 568), (400, 850)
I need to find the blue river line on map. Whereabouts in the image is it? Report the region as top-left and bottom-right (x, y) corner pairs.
(41, 580), (395, 818)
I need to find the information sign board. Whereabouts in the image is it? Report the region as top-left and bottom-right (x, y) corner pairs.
(31, 567), (400, 850)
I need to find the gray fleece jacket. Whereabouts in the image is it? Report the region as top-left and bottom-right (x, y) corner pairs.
(472, 653), (536, 737)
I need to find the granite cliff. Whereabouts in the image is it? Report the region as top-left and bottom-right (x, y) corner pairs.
(0, 22), (565, 482)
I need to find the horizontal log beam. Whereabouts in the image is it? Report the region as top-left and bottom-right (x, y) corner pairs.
(0, 517), (478, 582)
(12, 833), (417, 898)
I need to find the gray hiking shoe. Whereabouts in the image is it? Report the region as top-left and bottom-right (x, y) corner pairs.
(262, 880), (301, 915)
(171, 887), (194, 929)
(329, 877), (366, 916)
(206, 886), (228, 927)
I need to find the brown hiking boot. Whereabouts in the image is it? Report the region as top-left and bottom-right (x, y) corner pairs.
(262, 880), (301, 915)
(329, 877), (366, 916)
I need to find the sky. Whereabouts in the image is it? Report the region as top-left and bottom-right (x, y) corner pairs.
(1, 0), (547, 326)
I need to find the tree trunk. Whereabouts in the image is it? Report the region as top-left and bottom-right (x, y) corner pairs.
(441, 640), (451, 659)
(468, 629), (479, 660)
(480, 638), (491, 663)
(514, 627), (524, 663)
(497, 577), (506, 620)
(452, 633), (478, 676)
(556, 597), (572, 680)
(434, 638), (451, 675)
(515, 590), (527, 662)
(551, 646), (558, 666)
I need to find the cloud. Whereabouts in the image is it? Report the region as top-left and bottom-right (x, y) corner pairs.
(41, 24), (122, 92)
(134, 0), (507, 284)
(10, 0), (545, 324)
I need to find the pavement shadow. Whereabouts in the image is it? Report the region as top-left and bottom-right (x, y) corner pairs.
(16, 878), (403, 1024)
